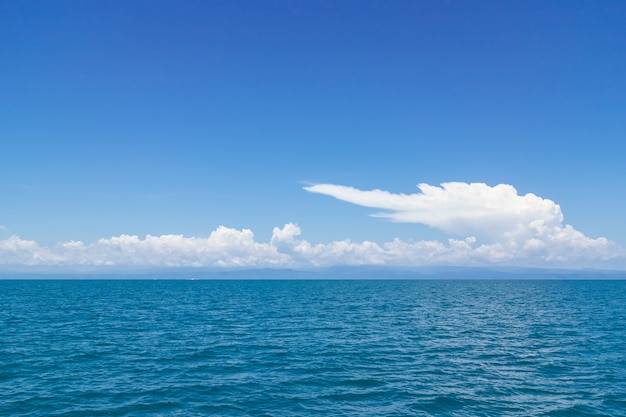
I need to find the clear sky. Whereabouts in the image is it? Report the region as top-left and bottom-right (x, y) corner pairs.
(1, 1), (625, 269)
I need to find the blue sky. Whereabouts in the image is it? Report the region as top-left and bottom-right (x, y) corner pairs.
(1, 1), (625, 269)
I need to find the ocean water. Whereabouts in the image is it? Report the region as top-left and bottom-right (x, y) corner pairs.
(1, 279), (625, 416)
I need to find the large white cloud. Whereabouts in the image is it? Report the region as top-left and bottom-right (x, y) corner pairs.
(304, 182), (564, 241)
(304, 182), (623, 265)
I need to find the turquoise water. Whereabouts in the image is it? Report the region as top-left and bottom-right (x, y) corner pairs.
(1, 279), (625, 416)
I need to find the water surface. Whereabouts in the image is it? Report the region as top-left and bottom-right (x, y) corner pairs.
(1, 279), (625, 416)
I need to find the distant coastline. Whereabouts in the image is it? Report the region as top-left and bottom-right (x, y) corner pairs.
(2, 266), (625, 280)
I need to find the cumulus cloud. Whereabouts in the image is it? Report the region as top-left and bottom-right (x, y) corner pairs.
(304, 182), (565, 241)
(0, 224), (622, 270)
(0, 235), (60, 265)
(0, 227), (291, 269)
(304, 182), (623, 264)
(59, 227), (291, 268)
(0, 182), (623, 269)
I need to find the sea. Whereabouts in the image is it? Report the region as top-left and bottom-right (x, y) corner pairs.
(1, 278), (625, 416)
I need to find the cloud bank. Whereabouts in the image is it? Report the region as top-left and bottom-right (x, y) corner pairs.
(0, 182), (623, 270)
(303, 182), (623, 266)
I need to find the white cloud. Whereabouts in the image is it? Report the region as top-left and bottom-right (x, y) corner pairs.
(304, 182), (565, 241)
(0, 235), (61, 265)
(0, 223), (622, 270)
(272, 223), (387, 266)
(304, 182), (623, 265)
(55, 227), (291, 268)
(0, 182), (623, 269)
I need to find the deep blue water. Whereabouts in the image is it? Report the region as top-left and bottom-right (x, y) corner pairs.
(1, 279), (625, 416)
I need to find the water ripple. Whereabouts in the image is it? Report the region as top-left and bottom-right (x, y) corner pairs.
(1, 279), (625, 416)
